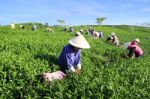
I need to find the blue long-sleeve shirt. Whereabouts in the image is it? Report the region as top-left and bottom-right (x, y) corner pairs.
(58, 45), (81, 70)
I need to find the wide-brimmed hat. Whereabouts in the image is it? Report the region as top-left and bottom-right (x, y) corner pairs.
(135, 38), (140, 42)
(68, 35), (90, 49)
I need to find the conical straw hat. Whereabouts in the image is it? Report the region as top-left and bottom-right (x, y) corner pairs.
(75, 32), (81, 36)
(68, 35), (90, 49)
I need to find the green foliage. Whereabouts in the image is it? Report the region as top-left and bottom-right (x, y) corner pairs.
(57, 19), (65, 26)
(0, 24), (150, 98)
(96, 17), (106, 25)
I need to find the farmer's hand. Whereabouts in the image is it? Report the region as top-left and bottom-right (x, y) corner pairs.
(77, 64), (81, 69)
(75, 68), (81, 74)
(76, 64), (81, 74)
(69, 67), (75, 72)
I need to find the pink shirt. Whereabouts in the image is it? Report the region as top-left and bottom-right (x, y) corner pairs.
(43, 71), (66, 82)
(128, 45), (144, 57)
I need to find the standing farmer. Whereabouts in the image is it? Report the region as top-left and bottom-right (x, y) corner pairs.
(69, 27), (74, 33)
(32, 24), (37, 30)
(58, 35), (90, 74)
(99, 31), (104, 38)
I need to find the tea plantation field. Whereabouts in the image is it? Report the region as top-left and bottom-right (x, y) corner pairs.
(0, 24), (150, 98)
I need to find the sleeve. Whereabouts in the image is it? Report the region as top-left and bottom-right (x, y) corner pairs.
(127, 45), (132, 49)
(76, 51), (81, 65)
(69, 67), (75, 72)
(77, 64), (81, 69)
(66, 53), (74, 69)
(128, 45), (136, 50)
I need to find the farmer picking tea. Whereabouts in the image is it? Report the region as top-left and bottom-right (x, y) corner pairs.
(58, 35), (90, 74)
(106, 32), (119, 46)
(126, 38), (144, 58)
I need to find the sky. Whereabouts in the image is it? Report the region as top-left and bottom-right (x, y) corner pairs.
(0, 0), (150, 26)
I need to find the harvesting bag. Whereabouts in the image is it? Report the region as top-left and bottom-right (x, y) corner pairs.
(123, 42), (131, 49)
(42, 71), (66, 82)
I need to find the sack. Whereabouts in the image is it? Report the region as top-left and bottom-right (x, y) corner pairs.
(124, 42), (131, 49)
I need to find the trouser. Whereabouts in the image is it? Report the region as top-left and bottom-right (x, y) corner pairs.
(106, 37), (111, 42)
(60, 66), (68, 74)
(127, 49), (134, 57)
(136, 53), (144, 58)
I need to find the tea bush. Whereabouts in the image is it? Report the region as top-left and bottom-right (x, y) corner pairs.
(0, 24), (150, 98)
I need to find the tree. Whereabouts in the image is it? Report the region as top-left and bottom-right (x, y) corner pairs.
(96, 17), (106, 26)
(57, 19), (65, 26)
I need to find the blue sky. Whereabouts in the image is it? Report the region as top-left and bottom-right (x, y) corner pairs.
(0, 0), (150, 25)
